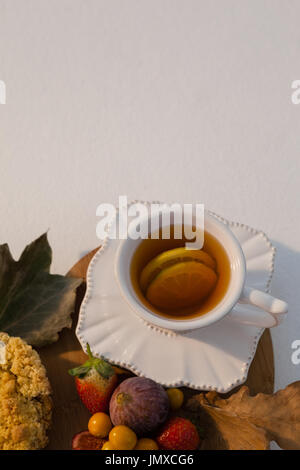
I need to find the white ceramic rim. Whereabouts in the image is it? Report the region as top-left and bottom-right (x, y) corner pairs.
(114, 210), (246, 331)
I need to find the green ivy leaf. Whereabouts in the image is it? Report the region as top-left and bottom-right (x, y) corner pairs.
(0, 233), (82, 346)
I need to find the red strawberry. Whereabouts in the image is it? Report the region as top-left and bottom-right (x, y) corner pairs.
(72, 431), (106, 450)
(69, 344), (117, 414)
(157, 417), (200, 450)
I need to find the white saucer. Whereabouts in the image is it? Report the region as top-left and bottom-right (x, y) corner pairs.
(76, 209), (275, 393)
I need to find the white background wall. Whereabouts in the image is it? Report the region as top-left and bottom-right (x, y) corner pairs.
(1, 0), (300, 393)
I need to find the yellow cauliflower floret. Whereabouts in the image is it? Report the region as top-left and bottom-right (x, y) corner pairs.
(0, 332), (52, 450)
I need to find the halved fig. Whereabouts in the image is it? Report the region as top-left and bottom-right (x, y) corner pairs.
(72, 431), (106, 450)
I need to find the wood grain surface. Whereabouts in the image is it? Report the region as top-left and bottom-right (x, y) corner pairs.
(38, 249), (274, 450)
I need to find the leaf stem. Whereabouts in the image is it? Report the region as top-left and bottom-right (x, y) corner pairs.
(86, 343), (93, 360)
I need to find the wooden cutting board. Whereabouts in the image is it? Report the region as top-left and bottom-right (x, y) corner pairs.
(38, 249), (274, 450)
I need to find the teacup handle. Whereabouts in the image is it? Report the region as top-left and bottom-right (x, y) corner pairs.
(227, 287), (288, 328)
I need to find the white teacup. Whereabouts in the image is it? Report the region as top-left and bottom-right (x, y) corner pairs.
(114, 210), (288, 331)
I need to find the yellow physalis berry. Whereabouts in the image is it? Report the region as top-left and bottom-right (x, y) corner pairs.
(109, 425), (137, 450)
(102, 441), (115, 450)
(88, 412), (112, 438)
(167, 388), (184, 410)
(135, 438), (159, 450)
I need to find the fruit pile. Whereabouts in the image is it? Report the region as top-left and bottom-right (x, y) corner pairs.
(69, 345), (200, 450)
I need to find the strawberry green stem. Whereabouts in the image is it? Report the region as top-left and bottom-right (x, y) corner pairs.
(86, 343), (93, 360)
(69, 343), (115, 379)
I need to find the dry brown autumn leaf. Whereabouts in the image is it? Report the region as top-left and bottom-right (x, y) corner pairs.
(185, 381), (300, 450)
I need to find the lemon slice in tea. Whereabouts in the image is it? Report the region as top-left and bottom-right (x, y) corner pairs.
(145, 261), (217, 311)
(139, 247), (216, 293)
